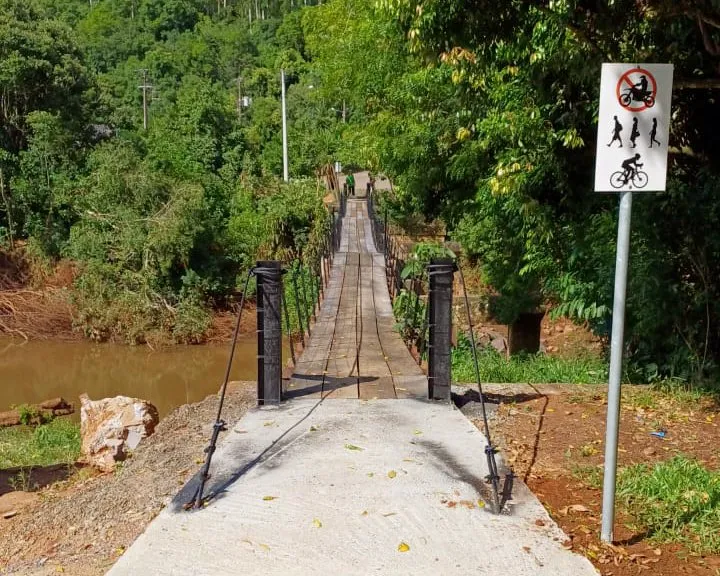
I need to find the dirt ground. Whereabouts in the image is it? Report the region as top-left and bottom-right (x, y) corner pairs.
(466, 385), (720, 576)
(0, 382), (255, 575)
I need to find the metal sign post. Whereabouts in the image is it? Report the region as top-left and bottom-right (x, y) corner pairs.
(600, 190), (633, 542)
(281, 69), (289, 182)
(595, 63), (673, 543)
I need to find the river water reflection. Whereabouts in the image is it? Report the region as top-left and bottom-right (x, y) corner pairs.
(0, 337), (266, 417)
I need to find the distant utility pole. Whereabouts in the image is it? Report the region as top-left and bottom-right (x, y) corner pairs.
(138, 69), (153, 130)
(236, 77), (244, 120)
(281, 69), (289, 182)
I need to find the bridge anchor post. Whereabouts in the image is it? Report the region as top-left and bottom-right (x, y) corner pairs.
(427, 259), (455, 401)
(256, 261), (283, 405)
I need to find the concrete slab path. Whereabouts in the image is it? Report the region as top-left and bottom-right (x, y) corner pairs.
(108, 182), (597, 575)
(109, 399), (597, 576)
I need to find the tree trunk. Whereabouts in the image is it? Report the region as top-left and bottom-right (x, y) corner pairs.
(0, 168), (14, 246)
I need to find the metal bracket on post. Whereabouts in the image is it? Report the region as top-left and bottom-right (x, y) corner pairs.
(256, 261), (283, 405)
(427, 259), (455, 401)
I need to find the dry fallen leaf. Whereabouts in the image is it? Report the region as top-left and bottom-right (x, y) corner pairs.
(477, 500), (485, 508)
(345, 444), (364, 451)
(388, 470), (397, 479)
(312, 518), (322, 528)
(568, 504), (590, 513)
(361, 510), (368, 516)
(413, 430), (423, 435)
(398, 542), (410, 553)
(309, 426), (318, 432)
(263, 496), (277, 501)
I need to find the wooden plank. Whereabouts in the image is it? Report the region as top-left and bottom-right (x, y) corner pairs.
(287, 197), (427, 401)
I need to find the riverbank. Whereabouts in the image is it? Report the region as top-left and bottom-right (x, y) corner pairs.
(0, 381), (255, 575)
(0, 248), (258, 345)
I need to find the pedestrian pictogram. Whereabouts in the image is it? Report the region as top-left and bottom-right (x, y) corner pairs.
(607, 115), (623, 148)
(595, 63), (673, 193)
(616, 67), (657, 112)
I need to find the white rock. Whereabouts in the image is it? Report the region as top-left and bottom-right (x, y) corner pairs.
(80, 394), (159, 471)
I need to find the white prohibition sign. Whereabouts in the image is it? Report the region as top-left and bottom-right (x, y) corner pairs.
(594, 63), (673, 192)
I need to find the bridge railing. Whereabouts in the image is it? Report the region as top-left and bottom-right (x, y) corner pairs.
(367, 192), (429, 365)
(279, 205), (342, 374)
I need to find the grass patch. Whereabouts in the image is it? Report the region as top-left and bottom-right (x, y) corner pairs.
(617, 456), (720, 553)
(452, 345), (607, 384)
(0, 418), (81, 469)
(570, 464), (603, 488)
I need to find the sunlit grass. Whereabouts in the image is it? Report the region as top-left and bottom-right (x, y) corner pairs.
(452, 346), (607, 384)
(618, 456), (720, 553)
(0, 418), (80, 469)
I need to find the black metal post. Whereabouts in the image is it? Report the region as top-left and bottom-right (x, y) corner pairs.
(418, 298), (429, 366)
(255, 261), (283, 405)
(411, 277), (421, 340)
(291, 269), (305, 347)
(299, 264), (311, 336)
(384, 205), (388, 257)
(427, 259), (454, 401)
(330, 208), (336, 260)
(310, 265), (318, 320)
(282, 280), (296, 365)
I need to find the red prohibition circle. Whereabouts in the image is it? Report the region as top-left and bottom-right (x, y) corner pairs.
(616, 67), (657, 112)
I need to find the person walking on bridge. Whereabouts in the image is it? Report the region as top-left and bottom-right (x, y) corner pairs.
(346, 172), (355, 196)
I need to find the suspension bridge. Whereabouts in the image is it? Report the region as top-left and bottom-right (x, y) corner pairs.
(108, 176), (597, 576)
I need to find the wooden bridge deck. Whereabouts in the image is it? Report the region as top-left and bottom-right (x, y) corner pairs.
(286, 197), (426, 400)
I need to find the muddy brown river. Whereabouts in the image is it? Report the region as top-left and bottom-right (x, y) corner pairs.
(0, 337), (273, 417)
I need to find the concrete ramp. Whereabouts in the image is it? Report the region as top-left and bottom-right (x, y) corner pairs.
(109, 399), (597, 576)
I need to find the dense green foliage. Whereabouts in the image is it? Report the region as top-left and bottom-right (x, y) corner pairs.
(0, 0), (333, 343)
(3, 0), (720, 383)
(306, 0), (720, 383)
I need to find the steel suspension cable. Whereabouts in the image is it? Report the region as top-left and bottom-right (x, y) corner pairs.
(457, 264), (501, 514)
(191, 268), (254, 509)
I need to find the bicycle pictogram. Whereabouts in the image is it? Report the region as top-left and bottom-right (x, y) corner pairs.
(610, 153), (648, 189)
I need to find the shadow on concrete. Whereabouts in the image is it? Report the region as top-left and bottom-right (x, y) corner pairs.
(173, 398), (326, 513)
(284, 375), (377, 399)
(418, 439), (505, 512)
(501, 472), (515, 510)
